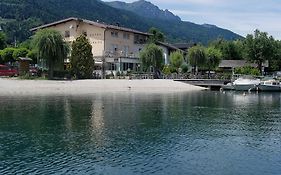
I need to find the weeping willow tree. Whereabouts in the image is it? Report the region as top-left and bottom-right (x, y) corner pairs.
(206, 46), (222, 78)
(32, 29), (69, 79)
(170, 51), (184, 73)
(188, 45), (206, 75)
(140, 43), (164, 78)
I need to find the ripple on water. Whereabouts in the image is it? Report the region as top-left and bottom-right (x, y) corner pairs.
(0, 92), (281, 175)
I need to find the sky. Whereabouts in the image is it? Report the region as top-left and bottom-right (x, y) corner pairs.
(103, 0), (281, 39)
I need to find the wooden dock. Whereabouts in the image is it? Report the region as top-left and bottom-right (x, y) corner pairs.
(174, 79), (231, 90)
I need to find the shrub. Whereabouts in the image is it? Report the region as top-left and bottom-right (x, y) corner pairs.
(181, 63), (189, 73)
(234, 66), (261, 76)
(162, 65), (171, 75)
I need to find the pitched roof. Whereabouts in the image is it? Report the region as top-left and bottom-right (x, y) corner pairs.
(219, 60), (269, 68)
(30, 17), (151, 36)
(18, 57), (33, 61)
(172, 43), (196, 50)
(157, 42), (179, 50)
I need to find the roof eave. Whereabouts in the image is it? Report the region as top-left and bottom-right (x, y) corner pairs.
(30, 17), (79, 32)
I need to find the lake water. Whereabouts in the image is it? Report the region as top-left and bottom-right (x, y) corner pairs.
(0, 91), (280, 175)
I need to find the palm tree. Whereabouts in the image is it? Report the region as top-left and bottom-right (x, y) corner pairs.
(32, 29), (69, 79)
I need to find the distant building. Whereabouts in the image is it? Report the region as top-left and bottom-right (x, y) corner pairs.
(31, 17), (150, 76)
(172, 43), (196, 51)
(219, 60), (269, 73)
(156, 42), (184, 65)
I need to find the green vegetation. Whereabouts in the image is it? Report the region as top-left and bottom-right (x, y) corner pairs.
(12, 48), (29, 60)
(209, 38), (243, 60)
(0, 48), (16, 63)
(106, 0), (241, 44)
(70, 35), (94, 79)
(0, 32), (7, 50)
(32, 29), (69, 79)
(234, 66), (260, 76)
(162, 65), (172, 75)
(148, 27), (165, 43)
(180, 63), (189, 73)
(188, 45), (206, 74)
(169, 51), (184, 73)
(244, 30), (276, 73)
(0, 0), (241, 45)
(140, 43), (164, 78)
(205, 47), (222, 77)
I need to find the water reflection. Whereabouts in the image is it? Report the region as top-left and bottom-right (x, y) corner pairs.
(0, 92), (280, 175)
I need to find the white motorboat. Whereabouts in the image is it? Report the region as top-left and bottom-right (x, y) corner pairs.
(233, 76), (260, 91)
(221, 82), (234, 91)
(258, 79), (281, 91)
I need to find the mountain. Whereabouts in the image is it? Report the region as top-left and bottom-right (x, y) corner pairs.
(106, 0), (242, 43)
(0, 0), (150, 42)
(0, 0), (242, 44)
(106, 0), (181, 22)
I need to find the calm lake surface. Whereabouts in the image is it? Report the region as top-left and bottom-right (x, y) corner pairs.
(0, 91), (281, 175)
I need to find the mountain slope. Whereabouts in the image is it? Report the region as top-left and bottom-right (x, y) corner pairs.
(0, 0), (242, 44)
(0, 0), (150, 42)
(106, 0), (181, 22)
(106, 0), (242, 43)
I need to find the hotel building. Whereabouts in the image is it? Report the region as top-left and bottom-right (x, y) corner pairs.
(31, 17), (150, 76)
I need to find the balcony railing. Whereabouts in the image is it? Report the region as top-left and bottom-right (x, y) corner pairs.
(103, 51), (139, 59)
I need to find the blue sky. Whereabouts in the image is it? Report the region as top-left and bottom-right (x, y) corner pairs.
(103, 0), (281, 39)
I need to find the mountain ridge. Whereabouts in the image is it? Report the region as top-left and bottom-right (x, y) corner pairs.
(0, 0), (242, 44)
(106, 0), (181, 22)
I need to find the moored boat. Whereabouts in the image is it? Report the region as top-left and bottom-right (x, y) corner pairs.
(258, 79), (281, 91)
(221, 82), (234, 90)
(232, 76), (260, 91)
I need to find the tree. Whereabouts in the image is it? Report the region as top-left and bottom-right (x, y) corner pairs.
(32, 29), (69, 79)
(27, 50), (38, 64)
(70, 35), (94, 79)
(140, 43), (164, 78)
(170, 51), (184, 73)
(244, 30), (275, 74)
(209, 38), (243, 60)
(188, 45), (206, 75)
(268, 40), (281, 71)
(0, 32), (7, 50)
(148, 27), (165, 43)
(0, 50), (3, 64)
(1, 48), (16, 63)
(206, 46), (222, 78)
(180, 63), (189, 73)
(13, 48), (29, 60)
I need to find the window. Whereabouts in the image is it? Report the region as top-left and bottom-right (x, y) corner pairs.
(123, 46), (129, 56)
(111, 31), (118, 38)
(111, 44), (118, 52)
(122, 63), (134, 71)
(65, 31), (70, 38)
(134, 34), (147, 44)
(123, 33), (130, 40)
(109, 63), (116, 71)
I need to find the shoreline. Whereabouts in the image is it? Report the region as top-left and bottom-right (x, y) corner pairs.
(0, 78), (206, 95)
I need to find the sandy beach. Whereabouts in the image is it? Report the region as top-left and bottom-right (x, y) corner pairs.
(0, 78), (206, 95)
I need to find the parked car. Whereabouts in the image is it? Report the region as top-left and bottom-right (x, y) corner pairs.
(0, 64), (19, 77)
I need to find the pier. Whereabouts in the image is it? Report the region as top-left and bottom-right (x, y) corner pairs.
(174, 79), (231, 90)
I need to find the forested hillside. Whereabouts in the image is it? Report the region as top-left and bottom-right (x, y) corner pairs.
(0, 0), (242, 44)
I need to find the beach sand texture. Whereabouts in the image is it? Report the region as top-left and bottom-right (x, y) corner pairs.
(0, 78), (206, 95)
